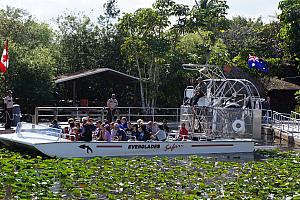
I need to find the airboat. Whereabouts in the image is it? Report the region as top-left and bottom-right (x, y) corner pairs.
(0, 64), (261, 158)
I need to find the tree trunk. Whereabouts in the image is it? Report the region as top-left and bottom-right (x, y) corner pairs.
(135, 54), (146, 109)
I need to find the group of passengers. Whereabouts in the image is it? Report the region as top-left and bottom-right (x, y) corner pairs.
(52, 116), (175, 142)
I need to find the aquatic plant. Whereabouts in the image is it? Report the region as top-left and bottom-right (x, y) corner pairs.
(0, 149), (299, 199)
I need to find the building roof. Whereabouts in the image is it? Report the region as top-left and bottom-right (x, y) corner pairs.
(55, 68), (139, 84)
(266, 78), (300, 91)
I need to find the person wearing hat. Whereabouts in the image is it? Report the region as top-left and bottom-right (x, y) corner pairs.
(67, 118), (75, 134)
(3, 90), (13, 129)
(106, 94), (118, 122)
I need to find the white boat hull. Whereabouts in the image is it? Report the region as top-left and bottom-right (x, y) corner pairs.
(0, 132), (254, 158)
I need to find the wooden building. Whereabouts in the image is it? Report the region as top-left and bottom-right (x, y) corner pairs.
(266, 78), (300, 113)
(55, 68), (139, 107)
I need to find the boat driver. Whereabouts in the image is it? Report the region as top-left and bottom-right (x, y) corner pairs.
(192, 78), (206, 106)
(195, 77), (206, 96)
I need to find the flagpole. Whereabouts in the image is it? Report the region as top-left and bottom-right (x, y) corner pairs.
(5, 40), (8, 70)
(6, 39), (9, 92)
(3, 39), (9, 92)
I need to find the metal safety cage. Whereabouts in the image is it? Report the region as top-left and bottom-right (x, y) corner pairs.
(180, 105), (254, 139)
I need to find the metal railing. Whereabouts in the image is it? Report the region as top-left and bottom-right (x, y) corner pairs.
(34, 106), (181, 126)
(26, 106), (300, 138)
(268, 110), (300, 137)
(291, 111), (300, 121)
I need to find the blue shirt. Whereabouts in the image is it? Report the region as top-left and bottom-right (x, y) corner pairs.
(117, 129), (127, 141)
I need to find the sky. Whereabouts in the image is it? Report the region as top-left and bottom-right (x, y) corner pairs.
(0, 0), (280, 25)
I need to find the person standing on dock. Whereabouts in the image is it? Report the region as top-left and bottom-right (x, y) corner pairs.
(262, 96), (271, 123)
(262, 96), (271, 110)
(107, 94), (118, 122)
(3, 90), (13, 129)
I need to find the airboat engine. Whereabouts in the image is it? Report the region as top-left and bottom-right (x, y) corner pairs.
(180, 64), (262, 140)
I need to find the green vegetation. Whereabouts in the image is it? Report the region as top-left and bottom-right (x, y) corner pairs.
(0, 149), (298, 199)
(0, 0), (299, 110)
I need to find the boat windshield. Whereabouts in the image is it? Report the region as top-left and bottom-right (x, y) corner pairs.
(16, 122), (62, 138)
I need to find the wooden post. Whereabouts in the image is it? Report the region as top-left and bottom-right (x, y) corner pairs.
(72, 81), (76, 106)
(34, 107), (39, 125)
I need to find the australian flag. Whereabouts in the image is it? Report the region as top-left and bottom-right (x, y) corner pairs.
(248, 54), (268, 73)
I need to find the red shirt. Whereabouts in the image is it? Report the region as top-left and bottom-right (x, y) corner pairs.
(179, 127), (188, 138)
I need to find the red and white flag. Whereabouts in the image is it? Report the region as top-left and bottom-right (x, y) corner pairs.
(0, 40), (9, 74)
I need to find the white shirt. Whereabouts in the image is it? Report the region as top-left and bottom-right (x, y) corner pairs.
(155, 130), (166, 141)
(111, 129), (117, 138)
(4, 96), (13, 109)
(107, 98), (118, 109)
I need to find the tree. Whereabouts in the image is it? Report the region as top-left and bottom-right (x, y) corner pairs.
(0, 6), (53, 48)
(56, 0), (123, 75)
(118, 8), (171, 108)
(187, 0), (229, 63)
(12, 46), (56, 107)
(0, 6), (56, 113)
(56, 13), (101, 74)
(278, 0), (300, 64)
(98, 0), (123, 71)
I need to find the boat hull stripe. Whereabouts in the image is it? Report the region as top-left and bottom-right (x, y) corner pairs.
(192, 144), (234, 147)
(96, 145), (122, 148)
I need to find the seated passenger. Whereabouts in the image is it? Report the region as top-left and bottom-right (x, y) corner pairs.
(116, 119), (123, 129)
(155, 124), (167, 141)
(110, 122), (117, 138)
(88, 118), (97, 132)
(126, 121), (133, 134)
(131, 124), (139, 139)
(137, 119), (144, 126)
(81, 118), (94, 142)
(162, 119), (170, 135)
(63, 127), (69, 134)
(114, 123), (127, 141)
(67, 118), (75, 134)
(139, 124), (150, 141)
(98, 124), (106, 141)
(179, 123), (189, 140)
(147, 121), (154, 134)
(137, 126), (144, 141)
(121, 117), (128, 130)
(93, 120), (102, 140)
(62, 127), (69, 139)
(152, 122), (159, 133)
(74, 120), (81, 130)
(103, 124), (112, 142)
(71, 127), (80, 141)
(81, 117), (88, 126)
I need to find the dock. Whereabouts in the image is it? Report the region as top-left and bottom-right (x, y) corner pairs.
(261, 110), (300, 147)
